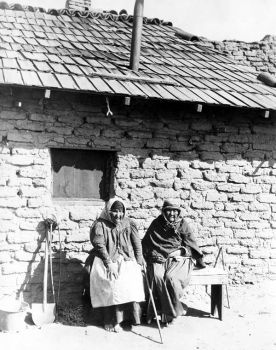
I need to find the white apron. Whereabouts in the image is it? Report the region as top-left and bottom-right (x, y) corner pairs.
(90, 255), (145, 308)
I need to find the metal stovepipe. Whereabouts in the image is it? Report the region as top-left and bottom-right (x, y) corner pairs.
(130, 0), (144, 72)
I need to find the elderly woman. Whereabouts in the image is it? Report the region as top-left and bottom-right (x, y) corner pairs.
(89, 198), (145, 332)
(142, 199), (205, 325)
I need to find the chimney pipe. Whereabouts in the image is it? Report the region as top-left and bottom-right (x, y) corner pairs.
(130, 0), (144, 72)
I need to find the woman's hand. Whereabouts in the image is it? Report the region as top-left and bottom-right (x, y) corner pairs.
(106, 262), (118, 280)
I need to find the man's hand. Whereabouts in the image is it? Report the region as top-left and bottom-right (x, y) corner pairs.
(106, 262), (118, 280)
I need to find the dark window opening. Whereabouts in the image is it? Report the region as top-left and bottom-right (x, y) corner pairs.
(51, 148), (115, 201)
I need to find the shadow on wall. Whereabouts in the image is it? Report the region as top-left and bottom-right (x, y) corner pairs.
(18, 221), (86, 309)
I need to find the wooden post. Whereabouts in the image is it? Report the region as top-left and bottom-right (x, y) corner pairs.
(211, 284), (223, 320)
(130, 0), (144, 72)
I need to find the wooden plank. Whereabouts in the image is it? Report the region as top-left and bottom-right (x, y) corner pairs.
(55, 73), (79, 90)
(89, 77), (113, 93)
(211, 285), (224, 320)
(65, 64), (83, 75)
(199, 78), (221, 91)
(2, 57), (18, 69)
(261, 94), (276, 108)
(0, 69), (4, 83)
(211, 79), (233, 91)
(146, 63), (168, 75)
(73, 75), (97, 91)
(190, 88), (219, 104)
(133, 82), (160, 99)
(21, 70), (43, 87)
(105, 79), (130, 95)
(49, 63), (68, 74)
(234, 71), (256, 82)
(245, 93), (276, 109)
(177, 86), (203, 102)
(31, 52), (48, 62)
(190, 267), (228, 285)
(190, 67), (212, 79)
(251, 82), (276, 95)
(251, 92), (276, 108)
(203, 68), (227, 81)
(201, 89), (232, 105)
(185, 77), (209, 89)
(164, 85), (192, 101)
(17, 59), (35, 70)
(230, 91), (263, 109)
(122, 81), (146, 97)
(33, 61), (52, 72)
(72, 56), (89, 66)
(211, 69), (236, 81)
(221, 80), (245, 92)
(260, 83), (276, 96)
(215, 90), (246, 107)
(191, 274), (227, 285)
(174, 76), (195, 88)
(149, 84), (178, 100)
(37, 71), (61, 88)
(3, 68), (23, 85)
(46, 54), (62, 63)
(235, 81), (263, 95)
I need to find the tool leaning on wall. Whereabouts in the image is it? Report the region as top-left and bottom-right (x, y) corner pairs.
(32, 216), (60, 327)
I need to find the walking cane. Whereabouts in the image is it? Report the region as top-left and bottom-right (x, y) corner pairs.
(142, 268), (163, 344)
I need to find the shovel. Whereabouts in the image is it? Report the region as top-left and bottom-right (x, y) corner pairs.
(32, 225), (56, 326)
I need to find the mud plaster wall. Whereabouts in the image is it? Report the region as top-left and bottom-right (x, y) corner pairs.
(0, 86), (276, 304)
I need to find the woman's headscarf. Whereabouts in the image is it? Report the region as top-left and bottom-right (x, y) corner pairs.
(99, 197), (126, 224)
(161, 199), (182, 227)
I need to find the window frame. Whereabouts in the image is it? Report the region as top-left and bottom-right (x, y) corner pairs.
(50, 147), (116, 205)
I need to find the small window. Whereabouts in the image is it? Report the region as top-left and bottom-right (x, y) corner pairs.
(51, 148), (115, 201)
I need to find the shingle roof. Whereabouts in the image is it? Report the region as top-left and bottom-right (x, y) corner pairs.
(1, 3), (276, 110)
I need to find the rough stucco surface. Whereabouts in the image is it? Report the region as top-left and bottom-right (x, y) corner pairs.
(0, 86), (276, 303)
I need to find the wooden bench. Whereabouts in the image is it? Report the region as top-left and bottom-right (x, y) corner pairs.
(190, 267), (228, 321)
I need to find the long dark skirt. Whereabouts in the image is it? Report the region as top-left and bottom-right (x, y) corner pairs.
(146, 257), (194, 322)
(95, 301), (143, 326)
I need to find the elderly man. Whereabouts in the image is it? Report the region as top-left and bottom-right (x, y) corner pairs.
(142, 199), (205, 325)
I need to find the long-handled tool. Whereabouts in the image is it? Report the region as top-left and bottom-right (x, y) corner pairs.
(32, 224), (56, 327)
(48, 224), (56, 307)
(143, 268), (163, 344)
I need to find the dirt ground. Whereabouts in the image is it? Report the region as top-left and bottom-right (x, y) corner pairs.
(1, 279), (276, 350)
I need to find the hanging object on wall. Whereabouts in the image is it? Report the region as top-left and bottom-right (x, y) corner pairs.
(105, 97), (113, 117)
(196, 104), (203, 113)
(45, 89), (51, 99)
(264, 110), (270, 118)
(124, 97), (131, 106)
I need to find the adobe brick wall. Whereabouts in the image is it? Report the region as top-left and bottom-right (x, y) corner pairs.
(0, 86), (276, 303)
(65, 0), (92, 11)
(206, 35), (276, 74)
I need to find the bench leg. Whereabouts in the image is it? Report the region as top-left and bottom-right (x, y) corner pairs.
(211, 284), (224, 321)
